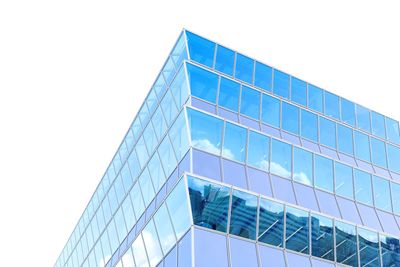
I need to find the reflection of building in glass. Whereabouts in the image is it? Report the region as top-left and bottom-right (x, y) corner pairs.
(55, 30), (400, 267)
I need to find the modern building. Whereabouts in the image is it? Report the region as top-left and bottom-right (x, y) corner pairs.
(55, 30), (400, 267)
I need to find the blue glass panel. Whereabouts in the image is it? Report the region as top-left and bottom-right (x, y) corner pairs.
(319, 117), (336, 149)
(324, 91), (340, 119)
(308, 84), (323, 113)
(240, 85), (260, 119)
(261, 93), (280, 128)
(282, 102), (299, 134)
(142, 220), (163, 267)
(151, 106), (167, 142)
(380, 234), (400, 267)
(215, 45), (234, 76)
(291, 77), (307, 106)
(230, 237), (258, 267)
(130, 182), (145, 218)
(358, 228), (380, 267)
(247, 167), (272, 197)
(187, 108), (223, 155)
(148, 152), (166, 192)
(372, 176), (391, 212)
(188, 176), (230, 232)
(285, 206), (309, 254)
(388, 144), (400, 173)
(218, 77), (240, 112)
(186, 31), (215, 68)
(139, 169), (155, 207)
(194, 228), (228, 267)
(354, 169), (373, 205)
(177, 230), (192, 267)
(160, 90), (178, 127)
(371, 111), (386, 138)
(336, 197), (362, 225)
(254, 61), (272, 91)
(335, 162), (354, 199)
(314, 155), (333, 192)
(273, 70), (289, 99)
(271, 139), (292, 179)
(293, 147), (313, 185)
(315, 190), (341, 218)
(386, 117), (400, 144)
(247, 130), (270, 171)
(258, 198), (284, 247)
(171, 32), (187, 68)
(259, 245), (285, 267)
(153, 74), (167, 101)
(235, 53), (254, 84)
(357, 203), (382, 231)
(163, 56), (176, 85)
(158, 136), (177, 177)
(223, 122), (247, 162)
(164, 246), (177, 267)
(230, 190), (258, 240)
(286, 251), (311, 267)
(356, 104), (371, 132)
(371, 137), (387, 168)
(337, 124), (354, 155)
(168, 111), (190, 161)
(170, 65), (189, 108)
(293, 183), (319, 211)
(223, 159), (247, 189)
(335, 221), (358, 267)
(192, 149), (222, 181)
(354, 131), (371, 162)
(301, 109), (318, 142)
(392, 182), (400, 215)
(132, 234), (149, 267)
(186, 63), (218, 103)
(311, 213), (334, 261)
(341, 98), (356, 126)
(376, 210), (399, 236)
(143, 123), (157, 155)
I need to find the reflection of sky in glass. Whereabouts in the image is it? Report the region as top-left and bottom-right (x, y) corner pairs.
(247, 131), (269, 170)
(142, 220), (163, 267)
(153, 204), (176, 255)
(271, 139), (292, 179)
(354, 169), (373, 205)
(314, 155), (333, 192)
(334, 162), (353, 199)
(132, 234), (149, 267)
(223, 122), (247, 162)
(293, 147), (312, 185)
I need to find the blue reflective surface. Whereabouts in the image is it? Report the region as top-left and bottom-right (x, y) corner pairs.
(218, 77), (240, 112)
(223, 122), (247, 162)
(301, 109), (318, 142)
(314, 155), (333, 192)
(308, 84), (323, 113)
(293, 147), (313, 185)
(271, 139), (292, 178)
(282, 102), (299, 134)
(240, 85), (260, 119)
(187, 63), (218, 103)
(291, 77), (307, 106)
(262, 93), (280, 127)
(337, 124), (353, 155)
(215, 45), (235, 76)
(285, 206), (309, 254)
(235, 53), (254, 84)
(258, 198), (284, 247)
(230, 190), (258, 239)
(186, 31), (215, 67)
(335, 162), (354, 199)
(247, 130), (270, 170)
(254, 61), (272, 91)
(319, 117), (336, 149)
(273, 70), (289, 99)
(324, 91), (340, 119)
(311, 214), (334, 261)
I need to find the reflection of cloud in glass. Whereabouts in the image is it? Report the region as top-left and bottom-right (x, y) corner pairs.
(142, 229), (162, 267)
(293, 172), (312, 185)
(132, 235), (149, 267)
(121, 252), (135, 267)
(270, 161), (291, 178)
(259, 160), (269, 171)
(192, 139), (234, 159)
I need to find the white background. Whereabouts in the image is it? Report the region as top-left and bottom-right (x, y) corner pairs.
(0, 0), (399, 266)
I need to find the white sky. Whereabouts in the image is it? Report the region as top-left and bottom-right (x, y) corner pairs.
(0, 1), (399, 266)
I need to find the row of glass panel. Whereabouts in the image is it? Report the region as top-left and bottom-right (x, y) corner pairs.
(185, 30), (400, 145)
(185, 61), (400, 174)
(188, 175), (400, 267)
(187, 107), (400, 215)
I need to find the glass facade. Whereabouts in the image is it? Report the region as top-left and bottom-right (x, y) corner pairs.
(55, 30), (400, 267)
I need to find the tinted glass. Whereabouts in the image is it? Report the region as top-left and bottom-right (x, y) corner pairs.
(358, 228), (380, 267)
(311, 214), (334, 261)
(371, 137), (387, 168)
(186, 31), (215, 67)
(171, 64), (189, 108)
(371, 111), (386, 138)
(391, 182), (400, 215)
(308, 84), (323, 113)
(387, 144), (400, 173)
(218, 77), (240, 112)
(324, 91), (340, 119)
(386, 117), (400, 144)
(285, 206), (309, 254)
(354, 169), (373, 205)
(301, 109), (318, 142)
(282, 102), (299, 134)
(132, 234), (149, 267)
(380, 234), (400, 267)
(187, 63), (218, 103)
(335, 162), (354, 199)
(223, 122), (247, 162)
(254, 61), (272, 91)
(235, 53), (254, 84)
(319, 117), (336, 149)
(188, 176), (230, 232)
(354, 131), (371, 162)
(271, 139), (292, 179)
(258, 198), (284, 247)
(230, 190), (258, 240)
(293, 147), (313, 185)
(142, 220), (163, 267)
(273, 70), (289, 99)
(341, 98), (356, 126)
(153, 204), (176, 255)
(337, 124), (353, 155)
(215, 45), (234, 75)
(291, 77), (307, 106)
(240, 85), (260, 119)
(335, 221), (358, 267)
(194, 228), (229, 267)
(314, 155), (333, 192)
(373, 176), (391, 212)
(230, 237), (258, 267)
(247, 130), (270, 171)
(261, 94), (280, 128)
(356, 104), (371, 132)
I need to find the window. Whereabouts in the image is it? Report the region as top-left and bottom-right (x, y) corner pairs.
(337, 124), (353, 155)
(218, 77), (240, 112)
(356, 104), (371, 132)
(161, 90), (178, 127)
(387, 144), (400, 173)
(335, 221), (358, 267)
(293, 147), (313, 185)
(311, 214), (334, 261)
(301, 109), (318, 142)
(247, 130), (270, 170)
(324, 91), (340, 119)
(254, 61), (272, 91)
(153, 204), (176, 255)
(186, 63), (218, 103)
(271, 139), (292, 178)
(282, 102), (299, 134)
(273, 70), (289, 99)
(194, 228), (229, 267)
(230, 190), (258, 239)
(371, 137), (387, 168)
(308, 84), (323, 113)
(258, 198), (284, 247)
(235, 53), (254, 84)
(215, 45), (235, 76)
(314, 155), (333, 192)
(261, 94), (280, 128)
(354, 169), (373, 205)
(380, 234), (400, 267)
(186, 31), (215, 67)
(222, 122), (247, 162)
(285, 206), (309, 254)
(354, 131), (371, 162)
(373, 176), (391, 212)
(340, 98), (356, 126)
(131, 234), (149, 267)
(142, 220), (163, 267)
(291, 77), (307, 106)
(319, 117), (336, 149)
(371, 111), (386, 138)
(358, 228), (380, 267)
(386, 117), (400, 144)
(240, 85), (260, 119)
(335, 162), (353, 199)
(151, 106), (167, 141)
(170, 65), (189, 108)
(169, 111), (190, 161)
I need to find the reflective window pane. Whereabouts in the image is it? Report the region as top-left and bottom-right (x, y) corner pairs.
(151, 106), (167, 142)
(273, 70), (289, 99)
(386, 117), (400, 144)
(356, 104), (371, 133)
(314, 155), (333, 192)
(324, 91), (340, 119)
(142, 220), (163, 267)
(261, 94), (280, 128)
(188, 176), (230, 232)
(240, 85), (260, 119)
(223, 122), (247, 162)
(335, 162), (354, 199)
(218, 77), (240, 112)
(371, 137), (387, 168)
(258, 198), (284, 247)
(230, 190), (258, 240)
(285, 206), (309, 254)
(170, 65), (189, 109)
(380, 234), (400, 267)
(271, 139), (292, 179)
(254, 61), (272, 91)
(230, 237), (258, 267)
(391, 182), (400, 215)
(187, 63), (218, 103)
(337, 124), (354, 155)
(308, 84), (323, 113)
(186, 31), (215, 68)
(247, 130), (270, 171)
(235, 53), (254, 84)
(301, 109), (318, 142)
(373, 175), (391, 212)
(215, 45), (234, 76)
(354, 169), (373, 205)
(194, 228), (228, 267)
(388, 144), (400, 173)
(291, 77), (307, 106)
(340, 99), (356, 127)
(132, 234), (149, 267)
(358, 228), (380, 267)
(282, 102), (299, 135)
(319, 117), (336, 149)
(153, 204), (176, 255)
(371, 111), (386, 138)
(293, 147), (313, 186)
(139, 168), (155, 207)
(168, 111), (190, 161)
(161, 90), (178, 127)
(335, 221), (358, 267)
(311, 213), (334, 261)
(354, 131), (371, 162)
